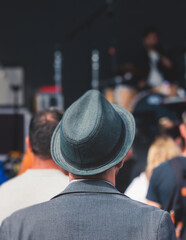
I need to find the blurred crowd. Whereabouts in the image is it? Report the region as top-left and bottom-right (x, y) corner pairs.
(1, 90), (180, 240)
(0, 27), (185, 240)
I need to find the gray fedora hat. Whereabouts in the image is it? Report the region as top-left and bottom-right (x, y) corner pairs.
(51, 90), (135, 175)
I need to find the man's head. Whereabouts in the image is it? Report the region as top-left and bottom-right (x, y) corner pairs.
(143, 27), (159, 50)
(51, 90), (135, 182)
(29, 108), (62, 160)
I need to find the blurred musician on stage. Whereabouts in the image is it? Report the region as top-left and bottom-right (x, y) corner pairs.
(135, 27), (177, 91)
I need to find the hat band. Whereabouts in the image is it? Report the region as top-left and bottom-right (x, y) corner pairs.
(60, 120), (125, 171)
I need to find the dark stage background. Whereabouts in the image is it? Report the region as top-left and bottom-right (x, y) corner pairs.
(0, 0), (185, 110)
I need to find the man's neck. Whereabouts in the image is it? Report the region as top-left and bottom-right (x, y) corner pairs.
(32, 156), (68, 175)
(69, 167), (116, 186)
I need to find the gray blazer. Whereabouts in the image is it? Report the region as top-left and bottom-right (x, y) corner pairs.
(0, 180), (176, 240)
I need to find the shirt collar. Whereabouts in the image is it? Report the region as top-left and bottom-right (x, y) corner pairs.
(70, 178), (115, 188)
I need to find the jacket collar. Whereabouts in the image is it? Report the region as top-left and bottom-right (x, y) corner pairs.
(63, 179), (119, 194)
(51, 179), (123, 200)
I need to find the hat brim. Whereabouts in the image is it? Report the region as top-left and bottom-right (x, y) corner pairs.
(51, 104), (135, 175)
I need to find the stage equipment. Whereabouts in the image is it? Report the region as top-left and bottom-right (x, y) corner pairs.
(53, 50), (64, 111)
(0, 67), (24, 107)
(34, 86), (63, 112)
(0, 108), (31, 157)
(54, 50), (62, 88)
(91, 50), (100, 89)
(114, 85), (137, 112)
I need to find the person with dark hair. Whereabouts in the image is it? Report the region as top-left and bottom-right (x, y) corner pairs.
(29, 109), (63, 159)
(0, 90), (176, 240)
(0, 109), (68, 224)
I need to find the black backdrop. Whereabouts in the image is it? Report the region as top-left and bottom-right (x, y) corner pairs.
(0, 0), (185, 110)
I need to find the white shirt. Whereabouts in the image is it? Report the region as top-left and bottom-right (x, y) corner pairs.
(124, 172), (148, 203)
(70, 178), (115, 188)
(0, 169), (69, 224)
(147, 51), (164, 87)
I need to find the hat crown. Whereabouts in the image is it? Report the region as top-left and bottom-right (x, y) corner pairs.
(62, 90), (102, 143)
(60, 90), (123, 169)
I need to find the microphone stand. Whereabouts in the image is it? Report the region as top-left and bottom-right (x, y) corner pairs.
(10, 84), (21, 151)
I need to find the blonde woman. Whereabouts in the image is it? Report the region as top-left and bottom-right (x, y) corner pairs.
(125, 136), (181, 203)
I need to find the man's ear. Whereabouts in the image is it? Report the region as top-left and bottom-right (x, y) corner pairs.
(25, 137), (32, 153)
(115, 159), (125, 170)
